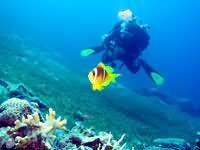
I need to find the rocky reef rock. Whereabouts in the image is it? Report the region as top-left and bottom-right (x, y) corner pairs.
(144, 138), (191, 150)
(0, 97), (40, 127)
(0, 79), (47, 110)
(135, 88), (200, 117)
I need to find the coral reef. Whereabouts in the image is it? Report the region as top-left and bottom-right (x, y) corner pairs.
(57, 122), (128, 150)
(144, 138), (191, 150)
(0, 98), (127, 150)
(193, 132), (200, 150)
(0, 79), (48, 110)
(0, 106), (67, 149)
(0, 98), (40, 127)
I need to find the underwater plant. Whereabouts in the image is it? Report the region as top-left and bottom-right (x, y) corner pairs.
(7, 108), (67, 149)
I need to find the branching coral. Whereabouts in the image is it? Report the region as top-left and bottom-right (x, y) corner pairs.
(80, 132), (126, 150)
(98, 133), (126, 150)
(41, 108), (67, 134)
(102, 133), (126, 150)
(8, 108), (67, 149)
(56, 122), (129, 150)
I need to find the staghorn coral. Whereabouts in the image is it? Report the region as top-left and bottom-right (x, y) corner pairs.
(57, 122), (128, 150)
(102, 133), (127, 150)
(83, 132), (127, 150)
(8, 108), (67, 149)
(41, 108), (67, 134)
(0, 97), (40, 127)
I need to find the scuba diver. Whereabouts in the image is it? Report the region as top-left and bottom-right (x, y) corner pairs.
(81, 9), (164, 86)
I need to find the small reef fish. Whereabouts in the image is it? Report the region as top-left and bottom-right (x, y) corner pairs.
(88, 63), (121, 91)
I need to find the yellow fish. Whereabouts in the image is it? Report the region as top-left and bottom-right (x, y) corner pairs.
(88, 63), (121, 91)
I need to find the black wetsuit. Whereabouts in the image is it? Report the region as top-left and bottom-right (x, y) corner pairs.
(102, 19), (150, 73)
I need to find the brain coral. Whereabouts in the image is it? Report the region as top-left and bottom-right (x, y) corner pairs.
(0, 98), (40, 127)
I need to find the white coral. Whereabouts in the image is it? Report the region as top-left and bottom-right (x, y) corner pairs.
(101, 133), (126, 150)
(9, 107), (67, 149)
(41, 108), (67, 134)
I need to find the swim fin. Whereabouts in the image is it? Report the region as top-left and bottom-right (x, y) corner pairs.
(81, 45), (105, 57)
(140, 59), (165, 86)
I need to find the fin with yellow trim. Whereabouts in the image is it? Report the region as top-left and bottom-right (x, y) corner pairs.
(98, 62), (105, 68)
(111, 73), (121, 83)
(98, 62), (114, 73)
(140, 59), (165, 86)
(105, 66), (114, 73)
(92, 83), (104, 91)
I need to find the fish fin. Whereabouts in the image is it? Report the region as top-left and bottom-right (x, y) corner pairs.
(102, 79), (112, 87)
(111, 74), (121, 83)
(81, 46), (105, 57)
(92, 84), (104, 91)
(102, 74), (121, 86)
(140, 59), (165, 86)
(81, 49), (95, 57)
(92, 85), (97, 91)
(98, 63), (114, 73)
(98, 87), (104, 91)
(150, 72), (165, 86)
(105, 66), (114, 73)
(98, 62), (105, 68)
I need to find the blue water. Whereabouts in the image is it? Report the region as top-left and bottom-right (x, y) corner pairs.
(0, 0), (199, 106)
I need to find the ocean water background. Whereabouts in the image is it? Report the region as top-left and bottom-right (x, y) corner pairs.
(0, 0), (199, 107)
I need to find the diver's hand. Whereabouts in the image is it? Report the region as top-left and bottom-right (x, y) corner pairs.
(140, 24), (151, 31)
(102, 34), (109, 42)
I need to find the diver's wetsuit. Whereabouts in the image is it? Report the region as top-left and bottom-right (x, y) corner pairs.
(102, 19), (150, 73)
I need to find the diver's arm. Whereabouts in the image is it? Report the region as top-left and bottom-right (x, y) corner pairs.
(109, 21), (122, 34)
(124, 58), (141, 74)
(82, 22), (122, 57)
(102, 21), (122, 44)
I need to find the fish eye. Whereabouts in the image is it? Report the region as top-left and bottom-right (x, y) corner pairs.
(92, 71), (95, 76)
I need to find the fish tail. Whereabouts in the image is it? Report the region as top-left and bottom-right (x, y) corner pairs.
(111, 73), (121, 83)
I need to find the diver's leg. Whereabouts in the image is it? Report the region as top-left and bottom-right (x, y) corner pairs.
(102, 51), (112, 64)
(101, 49), (118, 68)
(139, 59), (165, 85)
(124, 58), (141, 74)
(110, 62), (117, 68)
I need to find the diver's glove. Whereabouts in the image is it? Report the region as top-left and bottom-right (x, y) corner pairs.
(102, 34), (109, 42)
(140, 24), (151, 31)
